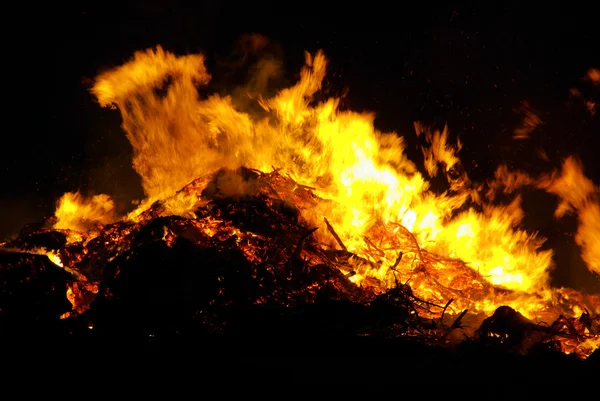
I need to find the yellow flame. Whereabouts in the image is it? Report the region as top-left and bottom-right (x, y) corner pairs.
(43, 249), (64, 268)
(54, 192), (117, 232)
(538, 156), (597, 218)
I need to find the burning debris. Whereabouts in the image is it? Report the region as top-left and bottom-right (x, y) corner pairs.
(1, 167), (599, 361)
(1, 44), (599, 363)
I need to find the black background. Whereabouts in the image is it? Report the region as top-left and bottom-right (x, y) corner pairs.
(1, 1), (599, 290)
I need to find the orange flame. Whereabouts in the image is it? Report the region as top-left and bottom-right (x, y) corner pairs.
(586, 68), (600, 85)
(538, 157), (600, 276)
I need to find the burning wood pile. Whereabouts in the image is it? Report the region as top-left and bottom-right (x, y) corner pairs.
(1, 43), (599, 372)
(1, 167), (598, 364)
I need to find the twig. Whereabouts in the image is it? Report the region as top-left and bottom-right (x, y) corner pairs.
(440, 298), (454, 325)
(390, 252), (403, 288)
(409, 293), (444, 310)
(451, 309), (468, 329)
(391, 222), (424, 264)
(392, 251), (403, 269)
(257, 180), (283, 200)
(249, 167), (265, 176)
(364, 236), (385, 258)
(324, 217), (347, 251)
(292, 227), (319, 259)
(294, 182), (317, 191)
(427, 275), (468, 299)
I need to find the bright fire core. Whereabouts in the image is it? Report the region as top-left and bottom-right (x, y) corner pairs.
(48, 45), (600, 356)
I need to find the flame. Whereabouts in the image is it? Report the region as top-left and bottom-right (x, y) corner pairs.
(45, 45), (600, 354)
(54, 191), (117, 232)
(539, 156), (596, 218)
(576, 204), (600, 276)
(513, 101), (542, 140)
(536, 157), (600, 277)
(571, 70), (599, 116)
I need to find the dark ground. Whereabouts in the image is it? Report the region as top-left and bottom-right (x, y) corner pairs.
(2, 334), (598, 394)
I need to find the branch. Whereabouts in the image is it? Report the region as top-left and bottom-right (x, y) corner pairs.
(292, 227), (319, 259)
(390, 252), (403, 288)
(324, 217), (347, 251)
(451, 309), (468, 329)
(364, 236), (385, 258)
(440, 298), (454, 325)
(392, 251), (403, 269)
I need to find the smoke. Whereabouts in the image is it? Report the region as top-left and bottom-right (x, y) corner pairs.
(0, 198), (50, 240)
(231, 56), (284, 110)
(225, 33), (285, 112)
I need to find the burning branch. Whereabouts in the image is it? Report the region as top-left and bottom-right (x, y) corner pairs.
(392, 251), (403, 270)
(391, 222), (424, 265)
(291, 226), (319, 259)
(324, 217), (347, 251)
(451, 309), (468, 329)
(389, 251), (404, 287)
(364, 236), (385, 259)
(440, 298), (454, 325)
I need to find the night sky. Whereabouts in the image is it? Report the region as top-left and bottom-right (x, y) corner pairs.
(2, 2), (599, 290)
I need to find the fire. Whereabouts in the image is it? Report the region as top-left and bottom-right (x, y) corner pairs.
(13, 44), (598, 357)
(54, 191), (117, 233)
(576, 204), (600, 276)
(538, 157), (600, 276)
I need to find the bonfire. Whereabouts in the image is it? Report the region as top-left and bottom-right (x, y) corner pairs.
(1, 45), (599, 362)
